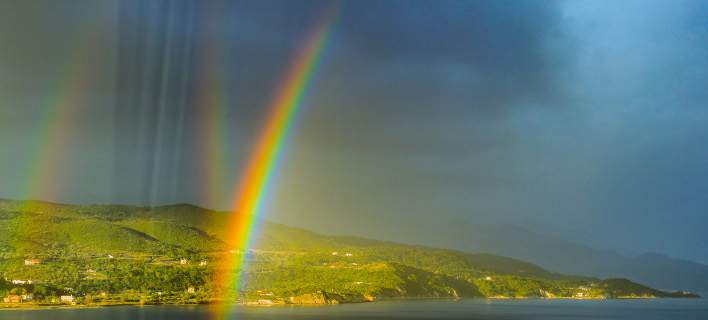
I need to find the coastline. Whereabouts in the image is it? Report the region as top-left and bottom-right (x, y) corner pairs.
(2, 294), (700, 310)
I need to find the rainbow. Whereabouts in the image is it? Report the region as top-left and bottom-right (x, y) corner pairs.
(199, 18), (230, 209)
(20, 41), (96, 203)
(214, 5), (339, 310)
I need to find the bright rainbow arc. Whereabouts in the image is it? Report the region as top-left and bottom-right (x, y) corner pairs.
(215, 6), (340, 306)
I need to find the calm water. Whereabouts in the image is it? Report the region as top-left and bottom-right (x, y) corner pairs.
(1, 299), (708, 320)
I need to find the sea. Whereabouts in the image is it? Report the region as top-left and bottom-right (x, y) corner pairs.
(1, 298), (707, 320)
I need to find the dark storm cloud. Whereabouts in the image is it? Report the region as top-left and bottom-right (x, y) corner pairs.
(288, 0), (572, 159)
(341, 1), (559, 78)
(207, 0), (568, 123)
(332, 0), (568, 115)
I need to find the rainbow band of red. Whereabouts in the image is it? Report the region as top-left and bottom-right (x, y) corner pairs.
(216, 6), (339, 301)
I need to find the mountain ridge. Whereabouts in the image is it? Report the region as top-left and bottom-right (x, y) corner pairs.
(0, 199), (698, 306)
(417, 221), (708, 292)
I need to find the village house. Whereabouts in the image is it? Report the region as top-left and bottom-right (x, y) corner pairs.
(3, 295), (22, 303)
(539, 289), (556, 298)
(199, 260), (208, 266)
(344, 253), (353, 257)
(180, 258), (188, 265)
(24, 259), (41, 266)
(60, 295), (75, 304)
(11, 280), (33, 285)
(187, 287), (196, 294)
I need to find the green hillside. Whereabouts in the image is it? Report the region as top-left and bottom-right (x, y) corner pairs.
(0, 200), (698, 306)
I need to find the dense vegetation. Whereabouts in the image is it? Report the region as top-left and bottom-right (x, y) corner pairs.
(0, 199), (698, 306)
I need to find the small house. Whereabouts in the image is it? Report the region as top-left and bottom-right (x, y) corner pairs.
(3, 295), (22, 303)
(60, 295), (75, 304)
(24, 259), (41, 266)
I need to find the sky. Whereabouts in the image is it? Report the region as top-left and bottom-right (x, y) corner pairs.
(0, 0), (707, 263)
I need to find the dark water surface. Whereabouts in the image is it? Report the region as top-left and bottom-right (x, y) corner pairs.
(1, 299), (708, 320)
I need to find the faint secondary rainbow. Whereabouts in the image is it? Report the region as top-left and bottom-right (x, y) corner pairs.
(20, 40), (96, 204)
(214, 5), (339, 307)
(199, 21), (230, 209)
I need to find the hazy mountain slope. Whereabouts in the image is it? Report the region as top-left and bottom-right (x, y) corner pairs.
(622, 253), (708, 291)
(430, 222), (708, 291)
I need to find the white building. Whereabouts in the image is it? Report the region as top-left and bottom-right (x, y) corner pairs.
(24, 259), (41, 266)
(60, 295), (75, 304)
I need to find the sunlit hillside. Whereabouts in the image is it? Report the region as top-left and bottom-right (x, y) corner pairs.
(0, 199), (697, 306)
